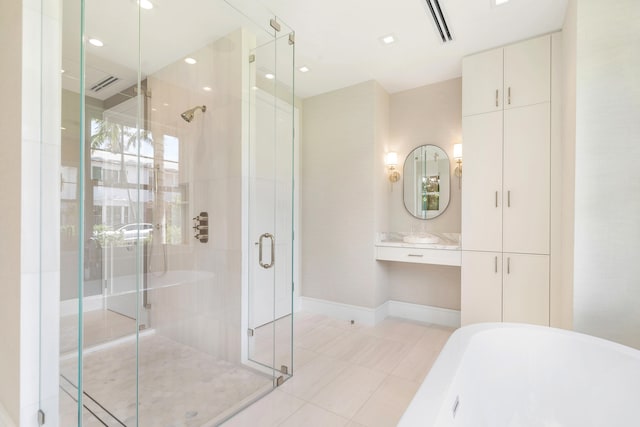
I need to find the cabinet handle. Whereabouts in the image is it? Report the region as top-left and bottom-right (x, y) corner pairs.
(507, 190), (511, 207)
(494, 256), (498, 273)
(508, 87), (511, 105)
(408, 254), (424, 258)
(507, 257), (511, 274)
(495, 89), (499, 107)
(495, 191), (498, 207)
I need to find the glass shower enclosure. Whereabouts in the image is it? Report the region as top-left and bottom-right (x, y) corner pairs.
(58, 0), (295, 425)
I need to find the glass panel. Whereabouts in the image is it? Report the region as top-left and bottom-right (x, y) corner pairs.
(60, 0), (142, 424)
(273, 21), (296, 379)
(59, 0), (294, 424)
(247, 30), (278, 372)
(58, 0), (82, 424)
(246, 16), (295, 382)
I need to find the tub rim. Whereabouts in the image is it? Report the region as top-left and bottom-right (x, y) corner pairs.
(398, 322), (640, 426)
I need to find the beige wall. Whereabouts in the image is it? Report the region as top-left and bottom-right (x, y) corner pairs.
(555, 1), (577, 330)
(301, 81), (389, 308)
(0, 0), (23, 422)
(387, 78), (462, 310)
(373, 84), (391, 307)
(388, 78), (462, 233)
(301, 78), (462, 311)
(573, 0), (640, 348)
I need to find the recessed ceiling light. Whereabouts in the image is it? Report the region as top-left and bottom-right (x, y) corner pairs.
(162, 103), (169, 107)
(203, 86), (212, 91)
(265, 73), (275, 80)
(60, 127), (66, 131)
(494, 0), (510, 5)
(88, 38), (104, 47)
(379, 34), (397, 45)
(184, 57), (197, 65)
(60, 69), (65, 73)
(298, 66), (310, 73)
(151, 108), (157, 111)
(138, 0), (153, 10)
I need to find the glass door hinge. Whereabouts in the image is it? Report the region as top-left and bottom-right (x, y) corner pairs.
(38, 409), (45, 425)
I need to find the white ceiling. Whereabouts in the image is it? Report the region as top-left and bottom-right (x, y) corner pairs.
(267, 0), (568, 97)
(62, 0), (568, 100)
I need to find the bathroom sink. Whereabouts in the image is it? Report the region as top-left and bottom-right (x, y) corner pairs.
(403, 233), (440, 244)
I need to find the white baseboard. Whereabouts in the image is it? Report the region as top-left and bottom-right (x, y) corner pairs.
(299, 297), (386, 326)
(0, 403), (16, 427)
(387, 300), (460, 328)
(299, 296), (460, 328)
(60, 294), (104, 317)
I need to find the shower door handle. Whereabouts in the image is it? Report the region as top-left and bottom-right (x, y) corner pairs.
(259, 233), (275, 269)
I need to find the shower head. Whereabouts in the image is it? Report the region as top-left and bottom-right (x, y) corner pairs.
(180, 105), (207, 123)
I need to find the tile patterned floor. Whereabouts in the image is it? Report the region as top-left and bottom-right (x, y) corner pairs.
(224, 312), (454, 427)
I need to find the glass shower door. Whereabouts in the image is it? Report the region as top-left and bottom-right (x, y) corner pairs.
(247, 19), (295, 379)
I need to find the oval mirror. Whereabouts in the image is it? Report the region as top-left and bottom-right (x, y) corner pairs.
(403, 145), (450, 219)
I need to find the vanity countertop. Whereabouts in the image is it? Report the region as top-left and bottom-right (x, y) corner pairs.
(375, 232), (461, 266)
(376, 232), (461, 250)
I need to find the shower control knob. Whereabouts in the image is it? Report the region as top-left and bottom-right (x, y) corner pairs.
(192, 211), (209, 243)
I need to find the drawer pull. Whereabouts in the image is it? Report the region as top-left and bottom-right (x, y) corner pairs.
(408, 254), (424, 258)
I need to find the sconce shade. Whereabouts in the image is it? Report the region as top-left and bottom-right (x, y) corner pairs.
(385, 152), (398, 166)
(453, 144), (463, 159)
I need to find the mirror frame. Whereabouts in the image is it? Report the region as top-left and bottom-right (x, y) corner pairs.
(402, 144), (451, 220)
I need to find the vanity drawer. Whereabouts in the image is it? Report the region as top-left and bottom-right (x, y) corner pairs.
(375, 246), (461, 266)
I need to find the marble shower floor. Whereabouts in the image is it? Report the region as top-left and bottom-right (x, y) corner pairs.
(59, 333), (273, 426)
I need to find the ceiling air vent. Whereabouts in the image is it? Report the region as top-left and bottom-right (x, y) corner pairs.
(90, 76), (120, 93)
(424, 0), (453, 43)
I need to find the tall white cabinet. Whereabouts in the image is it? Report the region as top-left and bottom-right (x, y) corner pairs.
(461, 34), (552, 327)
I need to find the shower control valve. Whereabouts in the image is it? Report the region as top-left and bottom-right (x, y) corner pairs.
(193, 211), (209, 243)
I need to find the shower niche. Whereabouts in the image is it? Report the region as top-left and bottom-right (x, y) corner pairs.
(58, 0), (295, 425)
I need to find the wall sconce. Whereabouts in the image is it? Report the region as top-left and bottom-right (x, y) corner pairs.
(385, 152), (401, 183)
(453, 143), (462, 188)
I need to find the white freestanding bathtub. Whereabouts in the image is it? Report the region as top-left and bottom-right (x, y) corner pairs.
(399, 323), (640, 426)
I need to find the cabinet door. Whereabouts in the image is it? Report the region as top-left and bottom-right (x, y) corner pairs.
(462, 111), (503, 252)
(461, 251), (503, 326)
(462, 48), (503, 116)
(504, 35), (550, 109)
(502, 253), (549, 326)
(503, 103), (550, 254)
